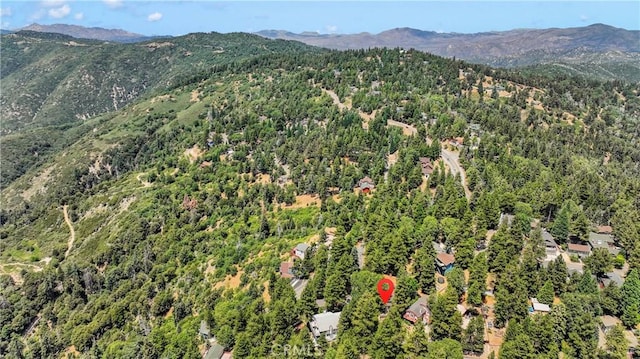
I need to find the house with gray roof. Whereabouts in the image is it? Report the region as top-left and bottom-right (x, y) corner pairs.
(588, 232), (619, 256)
(542, 229), (559, 258)
(599, 272), (624, 288)
(309, 311), (341, 342)
(293, 243), (311, 260)
(403, 296), (429, 324)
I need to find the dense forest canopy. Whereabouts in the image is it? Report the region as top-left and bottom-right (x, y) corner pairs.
(1, 43), (639, 359)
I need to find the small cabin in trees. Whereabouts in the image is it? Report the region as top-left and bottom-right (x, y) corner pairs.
(529, 298), (551, 314)
(599, 272), (624, 288)
(199, 320), (211, 340)
(358, 176), (375, 194)
(418, 157), (434, 177)
(292, 243), (310, 260)
(280, 262), (294, 279)
(567, 242), (591, 257)
(588, 232), (619, 256)
(403, 296), (429, 324)
(436, 252), (455, 275)
(542, 229), (559, 258)
(309, 311), (341, 342)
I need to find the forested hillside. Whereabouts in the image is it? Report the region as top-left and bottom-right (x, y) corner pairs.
(0, 30), (322, 189)
(1, 46), (639, 358)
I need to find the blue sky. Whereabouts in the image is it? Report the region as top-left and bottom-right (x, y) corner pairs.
(1, 1), (638, 36)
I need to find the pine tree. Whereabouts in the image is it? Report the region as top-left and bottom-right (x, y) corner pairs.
(426, 339), (463, 359)
(371, 307), (405, 359)
(551, 205), (570, 243)
(619, 267), (640, 322)
(462, 316), (485, 354)
(537, 279), (554, 305)
(467, 252), (488, 307)
(414, 244), (436, 294)
(605, 324), (630, 359)
(349, 291), (380, 353)
(404, 320), (429, 358)
(446, 267), (466, 300)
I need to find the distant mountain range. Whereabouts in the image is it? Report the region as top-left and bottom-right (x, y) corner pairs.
(257, 24), (639, 62)
(258, 24), (640, 82)
(16, 23), (161, 43)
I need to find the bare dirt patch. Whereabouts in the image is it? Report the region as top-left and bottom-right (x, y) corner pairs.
(279, 194), (321, 210)
(136, 173), (152, 188)
(214, 269), (244, 290)
(184, 144), (204, 164)
(190, 89), (201, 103)
(21, 165), (55, 201)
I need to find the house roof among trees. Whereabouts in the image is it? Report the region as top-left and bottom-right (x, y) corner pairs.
(436, 252), (455, 266)
(567, 242), (591, 253)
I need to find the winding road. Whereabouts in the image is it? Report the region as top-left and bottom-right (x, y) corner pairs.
(63, 205), (76, 258)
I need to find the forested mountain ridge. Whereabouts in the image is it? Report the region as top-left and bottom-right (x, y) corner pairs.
(18, 23), (153, 43)
(1, 46), (640, 358)
(0, 30), (323, 190)
(258, 24), (640, 82)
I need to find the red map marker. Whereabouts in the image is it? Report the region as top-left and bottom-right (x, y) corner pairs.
(377, 278), (395, 304)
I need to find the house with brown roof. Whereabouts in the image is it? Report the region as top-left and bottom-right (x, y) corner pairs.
(596, 225), (613, 234)
(280, 262), (294, 279)
(567, 242), (591, 258)
(358, 176), (375, 194)
(403, 296), (429, 324)
(436, 252), (455, 275)
(418, 157), (434, 177)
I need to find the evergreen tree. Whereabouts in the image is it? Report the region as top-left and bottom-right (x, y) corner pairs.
(404, 320), (429, 358)
(394, 272), (419, 310)
(537, 279), (554, 305)
(414, 245), (436, 294)
(467, 252), (488, 307)
(605, 324), (630, 359)
(621, 269), (640, 328)
(584, 248), (613, 277)
(349, 291), (380, 353)
(430, 287), (462, 341)
(499, 334), (535, 359)
(601, 283), (622, 316)
(446, 267), (466, 300)
(548, 256), (568, 295)
(462, 316), (485, 354)
(426, 339), (463, 359)
(371, 307), (405, 359)
(551, 205), (570, 243)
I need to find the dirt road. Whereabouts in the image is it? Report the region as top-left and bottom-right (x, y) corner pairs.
(63, 205), (76, 258)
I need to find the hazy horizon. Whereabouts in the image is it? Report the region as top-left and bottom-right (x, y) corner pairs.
(1, 1), (639, 37)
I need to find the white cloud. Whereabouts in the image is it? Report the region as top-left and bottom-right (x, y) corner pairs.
(29, 9), (46, 22)
(147, 12), (162, 22)
(48, 4), (71, 19)
(103, 0), (123, 9)
(0, 7), (12, 17)
(325, 25), (338, 34)
(74, 12), (83, 20)
(41, 0), (66, 8)
(580, 14), (589, 22)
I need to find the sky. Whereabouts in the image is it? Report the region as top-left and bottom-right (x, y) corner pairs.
(0, 1), (638, 36)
